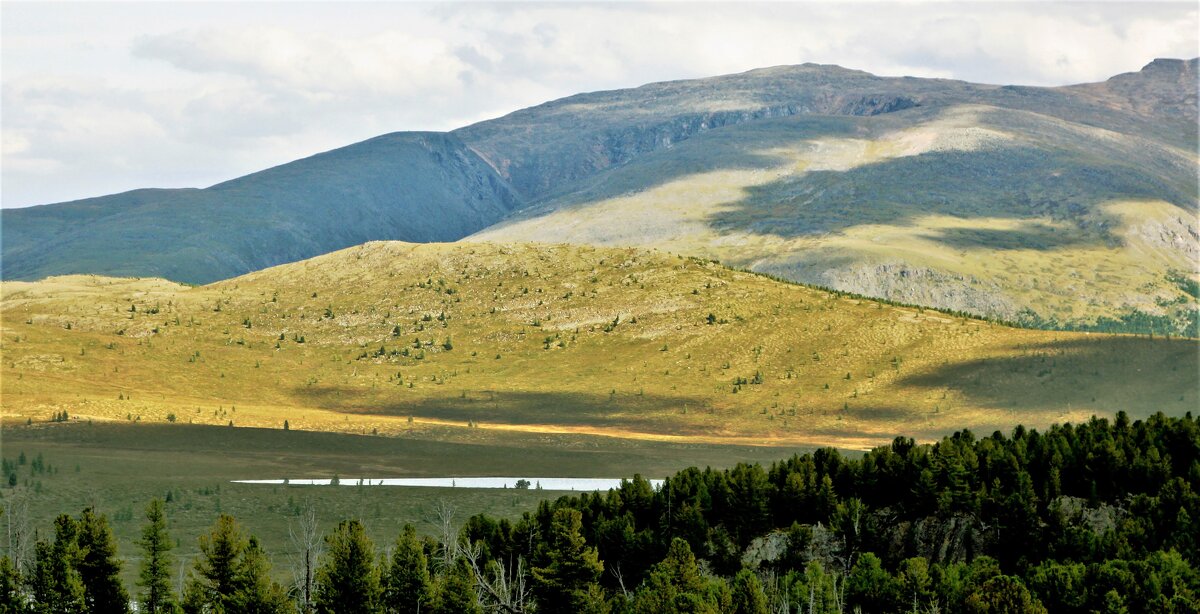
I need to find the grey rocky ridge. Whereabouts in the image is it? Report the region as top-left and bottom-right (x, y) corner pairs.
(3, 59), (1196, 333)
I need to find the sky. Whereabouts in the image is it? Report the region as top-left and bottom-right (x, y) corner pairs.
(2, 1), (1197, 208)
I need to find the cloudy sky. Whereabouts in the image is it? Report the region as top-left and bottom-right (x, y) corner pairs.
(2, 1), (1196, 208)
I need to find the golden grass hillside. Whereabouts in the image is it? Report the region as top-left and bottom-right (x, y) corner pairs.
(2, 241), (1195, 450)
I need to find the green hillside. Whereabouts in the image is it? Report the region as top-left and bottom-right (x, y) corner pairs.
(3, 241), (1195, 449)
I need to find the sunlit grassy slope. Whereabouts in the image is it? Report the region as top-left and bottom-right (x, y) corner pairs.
(3, 242), (1195, 450)
(473, 104), (1198, 331)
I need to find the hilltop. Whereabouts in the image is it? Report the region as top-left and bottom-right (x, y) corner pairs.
(2, 242), (1195, 449)
(2, 60), (1196, 333)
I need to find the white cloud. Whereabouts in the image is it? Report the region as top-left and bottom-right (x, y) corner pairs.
(2, 2), (1197, 208)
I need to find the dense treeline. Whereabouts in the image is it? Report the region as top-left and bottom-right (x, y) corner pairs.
(1, 412), (1196, 612)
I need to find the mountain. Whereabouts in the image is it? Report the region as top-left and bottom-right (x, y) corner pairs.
(2, 242), (1195, 449)
(3, 59), (1196, 331)
(1, 132), (521, 282)
(468, 59), (1199, 331)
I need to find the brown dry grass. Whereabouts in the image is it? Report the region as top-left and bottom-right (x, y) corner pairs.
(3, 241), (1196, 451)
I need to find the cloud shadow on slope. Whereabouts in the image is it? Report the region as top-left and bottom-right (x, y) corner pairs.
(519, 113), (886, 213)
(503, 104), (1195, 260)
(706, 144), (1196, 250)
(893, 336), (1198, 418)
(294, 387), (722, 435)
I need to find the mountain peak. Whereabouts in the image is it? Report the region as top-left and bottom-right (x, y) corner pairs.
(1140, 57), (1198, 73)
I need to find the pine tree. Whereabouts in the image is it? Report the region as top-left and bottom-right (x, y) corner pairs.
(0, 555), (23, 613)
(633, 538), (718, 614)
(382, 524), (432, 614)
(730, 569), (768, 614)
(314, 520), (381, 613)
(182, 515), (290, 613)
(183, 514), (243, 612)
(75, 508), (129, 613)
(531, 508), (604, 612)
(235, 537), (292, 613)
(27, 516), (86, 614)
(137, 499), (177, 614)
(432, 559), (480, 614)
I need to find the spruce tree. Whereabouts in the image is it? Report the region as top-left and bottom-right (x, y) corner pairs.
(633, 538), (717, 614)
(75, 508), (129, 613)
(0, 555), (23, 612)
(182, 514), (290, 613)
(432, 559), (480, 614)
(137, 499), (177, 614)
(730, 569), (768, 614)
(234, 537), (292, 613)
(27, 516), (86, 614)
(183, 514), (243, 612)
(314, 520), (381, 613)
(531, 508), (604, 612)
(382, 524), (432, 613)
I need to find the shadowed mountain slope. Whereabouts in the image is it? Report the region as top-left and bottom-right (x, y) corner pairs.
(2, 132), (521, 283)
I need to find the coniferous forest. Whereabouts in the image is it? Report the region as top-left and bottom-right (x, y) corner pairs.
(2, 412), (1196, 613)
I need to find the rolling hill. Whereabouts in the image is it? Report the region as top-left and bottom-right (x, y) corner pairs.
(3, 59), (1196, 332)
(2, 241), (1195, 450)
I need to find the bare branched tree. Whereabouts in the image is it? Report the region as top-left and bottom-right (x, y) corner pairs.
(462, 541), (530, 614)
(429, 499), (459, 572)
(611, 563), (630, 602)
(287, 500), (323, 613)
(2, 493), (33, 571)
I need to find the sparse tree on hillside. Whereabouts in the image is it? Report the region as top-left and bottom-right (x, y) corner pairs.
(137, 499), (177, 614)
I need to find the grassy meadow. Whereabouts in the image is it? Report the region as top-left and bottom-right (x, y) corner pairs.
(2, 241), (1195, 445)
(0, 421), (791, 588)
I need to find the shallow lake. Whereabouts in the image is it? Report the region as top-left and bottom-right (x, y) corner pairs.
(232, 477), (665, 491)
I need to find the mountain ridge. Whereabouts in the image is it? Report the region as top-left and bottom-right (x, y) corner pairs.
(3, 58), (1196, 332)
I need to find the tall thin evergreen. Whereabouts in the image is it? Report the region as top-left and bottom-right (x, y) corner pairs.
(531, 508), (604, 612)
(0, 555), (23, 612)
(182, 514), (291, 613)
(27, 516), (86, 614)
(137, 499), (177, 614)
(313, 520), (381, 613)
(75, 508), (129, 613)
(382, 524), (432, 613)
(431, 559), (481, 614)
